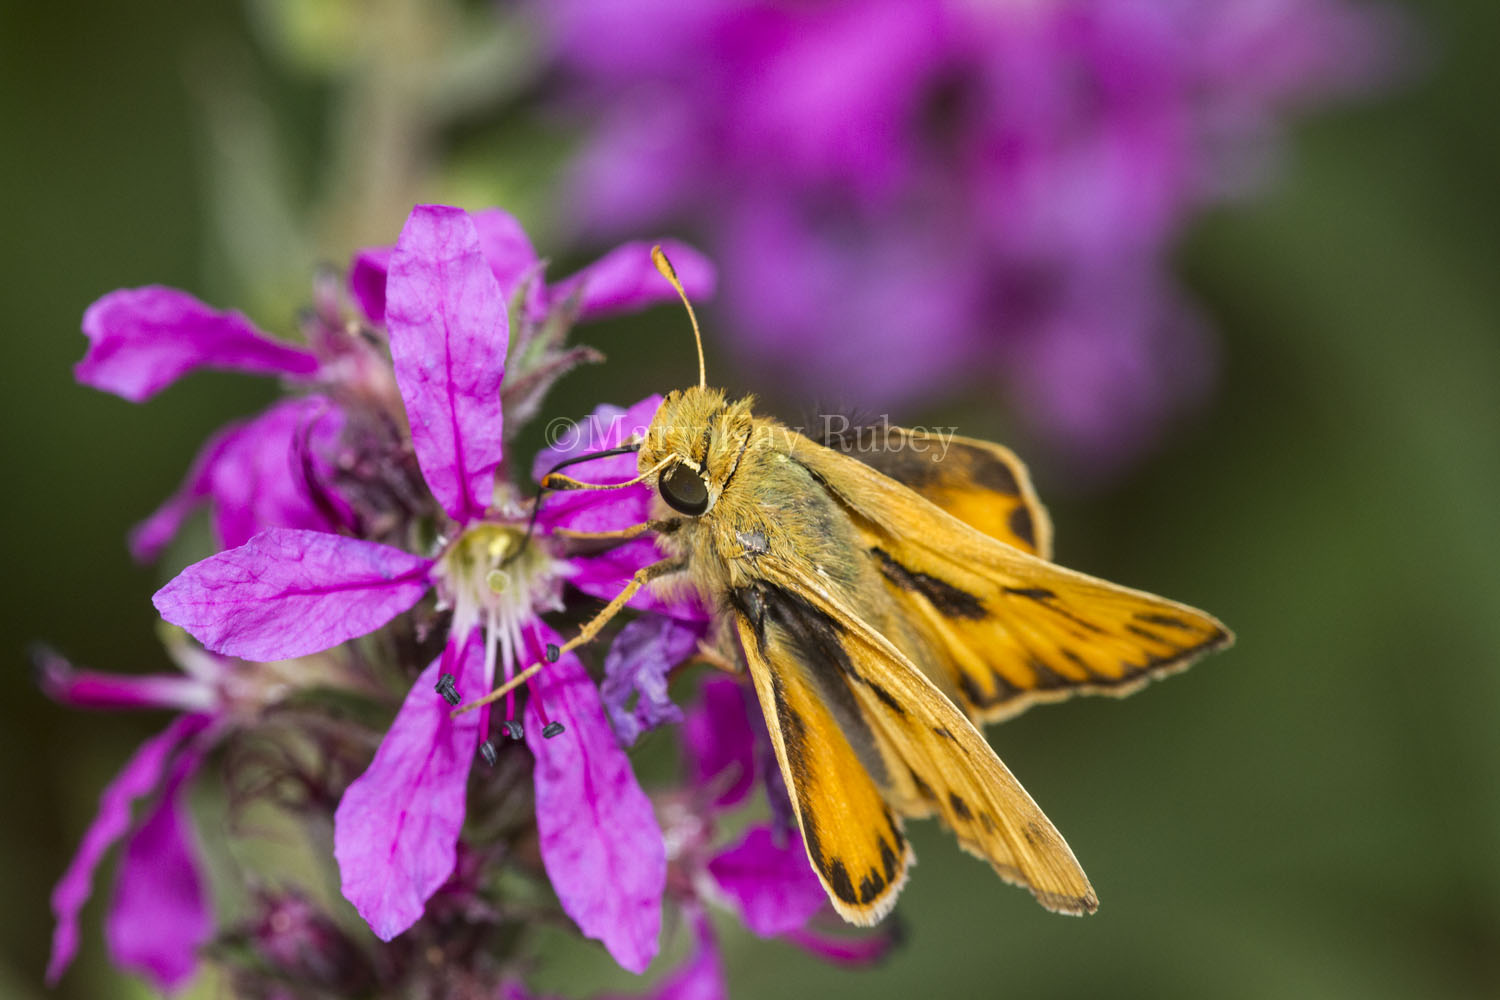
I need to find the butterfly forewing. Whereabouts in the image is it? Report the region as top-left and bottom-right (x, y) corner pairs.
(730, 592), (914, 925)
(790, 434), (1233, 723)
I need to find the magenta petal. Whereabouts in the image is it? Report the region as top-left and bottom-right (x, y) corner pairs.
(533, 396), (663, 535)
(77, 286), (319, 402)
(783, 923), (897, 967)
(207, 397), (348, 550)
(548, 239), (716, 321)
(349, 246), (394, 325)
(684, 677), (757, 807)
(601, 615), (703, 745)
(647, 908), (725, 1000)
(37, 648), (213, 713)
(106, 741), (213, 991)
(47, 714), (212, 986)
(528, 625), (665, 974)
(153, 529), (432, 661)
(470, 208), (546, 318)
(385, 205), (508, 522)
(334, 635), (487, 940)
(597, 907), (723, 1000)
(534, 396), (709, 621)
(707, 825), (826, 937)
(130, 396), (347, 563)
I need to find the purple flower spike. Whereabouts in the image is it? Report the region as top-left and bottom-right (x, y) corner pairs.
(601, 615), (702, 745)
(334, 634), (488, 940)
(707, 825), (826, 938)
(386, 205), (509, 523)
(47, 713), (211, 986)
(528, 628), (666, 974)
(548, 239), (716, 320)
(153, 528), (432, 661)
(106, 744), (213, 992)
(78, 286), (319, 402)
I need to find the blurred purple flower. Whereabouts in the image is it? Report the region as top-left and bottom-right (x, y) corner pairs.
(38, 636), (282, 992)
(542, 0), (1398, 471)
(151, 204), (706, 971)
(46, 713), (212, 993)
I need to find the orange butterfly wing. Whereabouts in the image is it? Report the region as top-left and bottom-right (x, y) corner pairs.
(789, 433), (1232, 723)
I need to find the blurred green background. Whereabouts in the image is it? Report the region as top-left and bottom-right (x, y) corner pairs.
(3, 0), (1497, 997)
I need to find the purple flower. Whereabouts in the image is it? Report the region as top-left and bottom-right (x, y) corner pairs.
(601, 615), (702, 745)
(152, 204), (709, 971)
(130, 396), (350, 562)
(45, 712), (212, 992)
(79, 206), (714, 564)
(77, 286), (319, 402)
(677, 678), (824, 936)
(541, 0), (1397, 469)
(349, 208), (714, 329)
(38, 635), (310, 992)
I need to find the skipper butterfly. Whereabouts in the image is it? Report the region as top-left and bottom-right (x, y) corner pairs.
(460, 249), (1232, 922)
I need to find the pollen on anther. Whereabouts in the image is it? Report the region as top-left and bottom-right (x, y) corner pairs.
(478, 740), (497, 766)
(503, 720), (524, 740)
(434, 673), (460, 706)
(542, 721), (566, 739)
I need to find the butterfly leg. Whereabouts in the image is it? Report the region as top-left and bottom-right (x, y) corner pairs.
(690, 638), (741, 675)
(552, 518), (682, 543)
(551, 557), (687, 657)
(451, 557), (687, 716)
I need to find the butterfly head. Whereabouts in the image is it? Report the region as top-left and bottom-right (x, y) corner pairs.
(639, 386), (756, 518)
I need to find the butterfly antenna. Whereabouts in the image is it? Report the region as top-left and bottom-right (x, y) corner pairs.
(652, 245), (706, 389)
(502, 442), (643, 567)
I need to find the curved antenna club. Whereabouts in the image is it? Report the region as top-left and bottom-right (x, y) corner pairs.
(651, 245), (707, 389)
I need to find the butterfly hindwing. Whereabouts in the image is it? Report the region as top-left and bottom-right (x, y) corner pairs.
(821, 426), (1052, 558)
(730, 586), (914, 925)
(791, 434), (1232, 723)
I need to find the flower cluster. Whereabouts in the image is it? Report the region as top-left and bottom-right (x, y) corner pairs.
(540, 0), (1397, 472)
(46, 204), (882, 996)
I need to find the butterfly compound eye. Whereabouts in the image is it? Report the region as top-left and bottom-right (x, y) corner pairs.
(660, 463), (710, 516)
